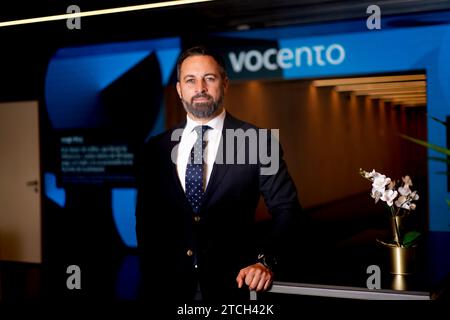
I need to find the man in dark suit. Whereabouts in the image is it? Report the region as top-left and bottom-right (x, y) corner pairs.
(135, 46), (302, 302)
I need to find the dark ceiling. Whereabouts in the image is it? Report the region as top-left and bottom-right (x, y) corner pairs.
(2, 0), (450, 45)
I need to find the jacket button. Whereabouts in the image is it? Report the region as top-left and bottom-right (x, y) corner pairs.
(186, 249), (194, 257)
(194, 215), (201, 222)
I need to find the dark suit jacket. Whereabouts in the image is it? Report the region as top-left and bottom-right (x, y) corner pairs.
(135, 112), (301, 302)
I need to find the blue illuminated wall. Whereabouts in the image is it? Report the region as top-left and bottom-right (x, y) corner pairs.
(44, 14), (450, 250)
(45, 37), (180, 129)
(44, 38), (182, 247)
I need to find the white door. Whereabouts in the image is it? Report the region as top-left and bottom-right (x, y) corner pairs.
(0, 101), (41, 263)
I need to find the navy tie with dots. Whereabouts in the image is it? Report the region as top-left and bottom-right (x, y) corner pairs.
(185, 125), (211, 213)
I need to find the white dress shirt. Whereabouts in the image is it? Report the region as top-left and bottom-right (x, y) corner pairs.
(176, 109), (226, 192)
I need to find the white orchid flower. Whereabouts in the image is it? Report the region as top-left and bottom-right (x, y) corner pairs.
(398, 184), (411, 196)
(361, 168), (420, 223)
(401, 202), (412, 210)
(395, 189), (419, 211)
(409, 191), (419, 201)
(372, 176), (391, 193)
(402, 175), (413, 187)
(395, 195), (412, 210)
(395, 195), (407, 207)
(381, 189), (398, 207)
(388, 180), (396, 190)
(364, 169), (378, 179)
(371, 190), (383, 204)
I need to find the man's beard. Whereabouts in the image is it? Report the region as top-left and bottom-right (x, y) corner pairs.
(181, 92), (223, 118)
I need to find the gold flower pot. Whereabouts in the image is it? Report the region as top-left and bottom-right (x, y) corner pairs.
(387, 245), (417, 275)
(391, 275), (408, 290)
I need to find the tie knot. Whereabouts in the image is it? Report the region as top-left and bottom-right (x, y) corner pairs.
(193, 125), (211, 140)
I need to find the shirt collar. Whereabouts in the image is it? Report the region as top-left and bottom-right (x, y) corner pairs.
(185, 108), (226, 133)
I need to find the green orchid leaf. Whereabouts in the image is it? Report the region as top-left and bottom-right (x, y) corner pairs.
(402, 231), (421, 247)
(447, 199), (450, 209)
(400, 134), (450, 157)
(428, 156), (450, 165)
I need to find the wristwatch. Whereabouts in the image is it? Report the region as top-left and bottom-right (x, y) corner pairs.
(257, 253), (277, 270)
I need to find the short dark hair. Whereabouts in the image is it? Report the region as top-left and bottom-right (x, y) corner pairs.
(176, 46), (228, 81)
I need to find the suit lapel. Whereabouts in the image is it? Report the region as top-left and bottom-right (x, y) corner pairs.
(203, 112), (242, 205)
(167, 120), (193, 212)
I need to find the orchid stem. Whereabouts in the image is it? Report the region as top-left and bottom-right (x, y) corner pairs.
(391, 206), (402, 247)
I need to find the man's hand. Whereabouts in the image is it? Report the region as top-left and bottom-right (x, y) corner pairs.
(236, 263), (273, 292)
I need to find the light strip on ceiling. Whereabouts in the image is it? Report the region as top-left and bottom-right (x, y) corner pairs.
(312, 75), (426, 87)
(384, 99), (427, 103)
(0, 0), (213, 27)
(354, 88), (427, 96)
(393, 98), (427, 103)
(335, 81), (426, 92)
(369, 92), (427, 97)
(369, 94), (427, 100)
